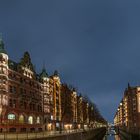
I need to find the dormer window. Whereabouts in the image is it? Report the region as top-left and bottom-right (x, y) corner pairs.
(22, 67), (34, 79)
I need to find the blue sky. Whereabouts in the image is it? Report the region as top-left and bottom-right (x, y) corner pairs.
(0, 0), (140, 122)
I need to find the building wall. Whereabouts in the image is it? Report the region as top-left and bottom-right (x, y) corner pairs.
(114, 85), (140, 128)
(0, 40), (105, 132)
(61, 84), (78, 130)
(0, 52), (45, 132)
(49, 75), (61, 130)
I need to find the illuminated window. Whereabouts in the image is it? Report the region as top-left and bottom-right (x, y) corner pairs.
(19, 115), (24, 123)
(28, 116), (33, 124)
(8, 114), (15, 120)
(37, 116), (40, 124)
(51, 115), (53, 120)
(56, 123), (59, 127)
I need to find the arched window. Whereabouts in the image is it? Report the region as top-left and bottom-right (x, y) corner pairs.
(36, 116), (40, 124)
(28, 116), (33, 124)
(19, 115), (24, 123)
(8, 114), (15, 120)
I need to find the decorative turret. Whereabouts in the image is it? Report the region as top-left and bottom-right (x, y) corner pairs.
(0, 34), (7, 55)
(0, 35), (9, 93)
(72, 88), (76, 92)
(40, 67), (50, 117)
(40, 68), (49, 82)
(128, 82), (131, 89)
(0, 35), (9, 110)
(54, 70), (59, 77)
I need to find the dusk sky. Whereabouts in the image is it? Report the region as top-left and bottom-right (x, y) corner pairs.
(0, 0), (140, 122)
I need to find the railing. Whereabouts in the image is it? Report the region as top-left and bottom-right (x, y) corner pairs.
(0, 127), (102, 140)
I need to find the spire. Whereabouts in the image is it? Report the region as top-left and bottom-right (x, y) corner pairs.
(128, 82), (131, 90)
(54, 70), (59, 76)
(128, 82), (130, 88)
(73, 88), (76, 92)
(0, 33), (7, 54)
(40, 67), (48, 79)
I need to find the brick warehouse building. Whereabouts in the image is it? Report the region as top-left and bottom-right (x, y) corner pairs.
(0, 37), (61, 132)
(114, 83), (140, 128)
(0, 36), (106, 133)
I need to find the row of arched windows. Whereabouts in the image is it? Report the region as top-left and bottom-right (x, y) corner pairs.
(7, 114), (41, 124)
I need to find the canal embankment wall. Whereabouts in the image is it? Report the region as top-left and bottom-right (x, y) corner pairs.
(119, 128), (140, 140)
(34, 128), (106, 140)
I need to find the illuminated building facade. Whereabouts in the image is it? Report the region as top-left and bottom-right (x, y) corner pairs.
(49, 71), (61, 131)
(0, 36), (106, 132)
(114, 84), (140, 128)
(71, 88), (78, 128)
(61, 84), (78, 130)
(82, 98), (89, 129)
(77, 95), (83, 129)
(0, 37), (61, 132)
(0, 39), (45, 132)
(39, 68), (51, 131)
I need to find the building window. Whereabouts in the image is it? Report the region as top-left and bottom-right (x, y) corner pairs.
(51, 115), (53, 120)
(37, 117), (40, 124)
(13, 99), (16, 108)
(20, 88), (23, 94)
(9, 86), (16, 94)
(9, 99), (16, 108)
(56, 123), (59, 127)
(13, 87), (16, 93)
(9, 86), (12, 93)
(20, 78), (23, 83)
(19, 115), (24, 123)
(9, 99), (12, 107)
(29, 103), (32, 110)
(8, 114), (16, 120)
(24, 102), (27, 109)
(28, 116), (33, 124)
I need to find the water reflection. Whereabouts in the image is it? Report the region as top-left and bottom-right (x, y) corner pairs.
(103, 127), (121, 140)
(114, 135), (121, 140)
(103, 134), (121, 140)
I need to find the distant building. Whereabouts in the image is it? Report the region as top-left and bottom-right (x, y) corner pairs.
(77, 95), (83, 129)
(114, 83), (140, 128)
(82, 97), (89, 129)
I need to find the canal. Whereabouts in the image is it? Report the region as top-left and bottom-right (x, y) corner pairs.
(103, 127), (121, 140)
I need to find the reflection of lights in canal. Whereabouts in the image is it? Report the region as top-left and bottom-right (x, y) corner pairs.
(103, 134), (121, 140)
(103, 128), (121, 140)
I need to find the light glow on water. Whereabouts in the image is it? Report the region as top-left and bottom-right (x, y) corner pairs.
(103, 127), (121, 140)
